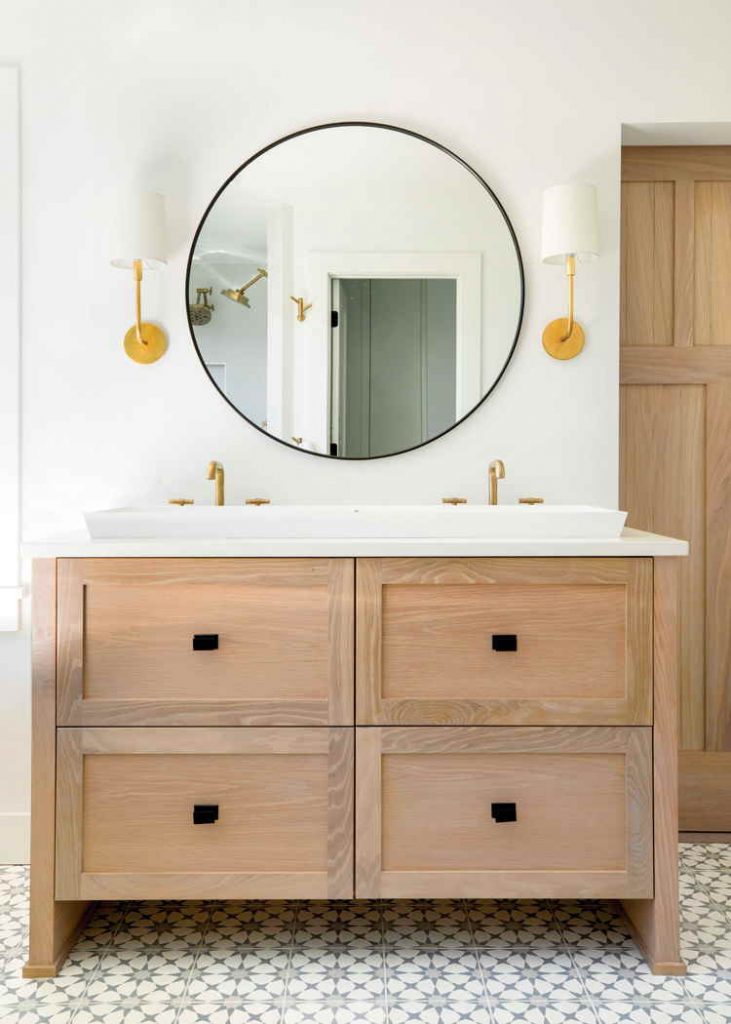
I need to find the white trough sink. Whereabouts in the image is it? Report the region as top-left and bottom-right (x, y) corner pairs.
(84, 504), (628, 541)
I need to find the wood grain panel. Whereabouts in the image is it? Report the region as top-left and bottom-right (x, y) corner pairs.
(357, 557), (652, 726)
(705, 383), (731, 751)
(621, 181), (674, 347)
(623, 559), (685, 974)
(695, 182), (731, 347)
(55, 727), (354, 901)
(57, 558), (354, 726)
(680, 751), (731, 831)
(24, 561), (89, 978)
(621, 347), (731, 383)
(620, 386), (705, 749)
(622, 145), (731, 833)
(356, 726), (653, 899)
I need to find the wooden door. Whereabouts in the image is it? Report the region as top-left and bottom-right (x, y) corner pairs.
(620, 146), (731, 831)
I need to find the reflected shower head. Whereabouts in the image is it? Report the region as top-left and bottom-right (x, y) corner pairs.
(189, 287), (215, 325)
(221, 288), (251, 307)
(220, 267), (268, 309)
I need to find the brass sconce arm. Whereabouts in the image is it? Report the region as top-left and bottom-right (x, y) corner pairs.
(542, 254), (584, 360)
(563, 254), (576, 338)
(133, 259), (145, 346)
(122, 259), (167, 364)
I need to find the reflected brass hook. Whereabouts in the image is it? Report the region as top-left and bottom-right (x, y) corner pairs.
(290, 296), (312, 322)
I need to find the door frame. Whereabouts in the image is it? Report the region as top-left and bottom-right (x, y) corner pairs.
(300, 251), (482, 452)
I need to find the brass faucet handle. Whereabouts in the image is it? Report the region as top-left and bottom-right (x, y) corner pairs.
(168, 498), (194, 506)
(245, 498), (271, 506)
(519, 497), (544, 505)
(442, 497), (468, 505)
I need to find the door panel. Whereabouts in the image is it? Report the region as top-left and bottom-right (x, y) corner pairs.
(620, 146), (731, 829)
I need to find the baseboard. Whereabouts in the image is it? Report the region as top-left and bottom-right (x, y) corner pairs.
(0, 812), (30, 864)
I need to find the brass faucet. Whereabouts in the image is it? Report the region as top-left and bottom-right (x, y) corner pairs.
(488, 459), (505, 505)
(207, 461), (225, 506)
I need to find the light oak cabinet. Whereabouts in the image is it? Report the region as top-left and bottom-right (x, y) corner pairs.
(27, 554), (683, 978)
(56, 558), (354, 726)
(355, 726), (653, 899)
(55, 727), (353, 902)
(356, 557), (653, 726)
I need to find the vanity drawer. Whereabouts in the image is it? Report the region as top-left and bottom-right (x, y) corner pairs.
(55, 727), (353, 900)
(355, 726), (653, 899)
(356, 557), (652, 725)
(56, 558), (354, 726)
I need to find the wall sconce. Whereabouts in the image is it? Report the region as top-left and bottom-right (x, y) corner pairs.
(111, 191), (167, 364)
(541, 183), (599, 360)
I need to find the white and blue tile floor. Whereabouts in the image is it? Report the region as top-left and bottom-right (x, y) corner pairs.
(1, 844), (730, 1023)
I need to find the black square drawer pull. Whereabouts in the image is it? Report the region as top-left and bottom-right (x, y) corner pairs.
(492, 633), (518, 652)
(192, 634), (219, 651)
(193, 804), (219, 825)
(491, 802), (517, 823)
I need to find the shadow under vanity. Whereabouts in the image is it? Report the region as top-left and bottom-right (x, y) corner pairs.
(24, 534), (686, 977)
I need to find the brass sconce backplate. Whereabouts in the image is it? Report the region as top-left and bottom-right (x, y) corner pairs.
(124, 322), (168, 364)
(542, 317), (585, 360)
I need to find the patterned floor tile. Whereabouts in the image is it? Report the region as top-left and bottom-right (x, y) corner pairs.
(73, 1005), (181, 1024)
(592, 1004), (703, 1023)
(83, 949), (195, 1002)
(287, 946), (385, 1001)
(383, 901), (472, 947)
(572, 948), (688, 1002)
(295, 903), (384, 946)
(204, 903), (297, 947)
(704, 1008), (731, 1024)
(282, 1003), (386, 1023)
(469, 901), (564, 946)
(179, 1006), (283, 1024)
(388, 1003), (490, 1024)
(3, 852), (731, 1024)
(385, 947), (484, 1001)
(187, 948), (290, 1002)
(491, 1001), (597, 1023)
(555, 903), (635, 947)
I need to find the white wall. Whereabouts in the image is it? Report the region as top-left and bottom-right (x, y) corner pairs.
(1, 0), (730, 860)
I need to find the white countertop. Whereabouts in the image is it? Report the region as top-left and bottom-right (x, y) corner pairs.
(22, 527), (688, 559)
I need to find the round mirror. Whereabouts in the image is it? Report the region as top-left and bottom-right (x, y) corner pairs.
(187, 123), (524, 459)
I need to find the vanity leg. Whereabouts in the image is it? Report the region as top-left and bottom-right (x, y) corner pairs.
(623, 558), (685, 976)
(23, 560), (89, 978)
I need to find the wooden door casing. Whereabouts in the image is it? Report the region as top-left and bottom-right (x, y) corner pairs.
(620, 146), (731, 830)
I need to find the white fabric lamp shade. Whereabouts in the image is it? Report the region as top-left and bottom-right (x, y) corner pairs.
(541, 183), (599, 265)
(110, 191), (167, 270)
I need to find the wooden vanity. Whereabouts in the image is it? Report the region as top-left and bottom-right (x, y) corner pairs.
(24, 536), (686, 977)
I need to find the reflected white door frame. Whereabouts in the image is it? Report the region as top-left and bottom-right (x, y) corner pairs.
(302, 251), (482, 455)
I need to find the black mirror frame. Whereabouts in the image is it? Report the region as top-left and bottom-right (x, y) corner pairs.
(185, 121), (525, 461)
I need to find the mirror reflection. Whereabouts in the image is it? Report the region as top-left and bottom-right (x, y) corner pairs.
(187, 124), (523, 459)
